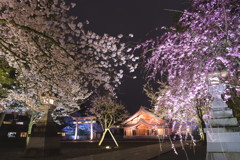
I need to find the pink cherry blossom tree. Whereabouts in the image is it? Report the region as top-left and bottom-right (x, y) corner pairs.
(142, 0), (239, 142)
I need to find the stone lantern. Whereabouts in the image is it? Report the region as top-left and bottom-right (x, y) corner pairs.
(204, 72), (240, 160)
(25, 93), (60, 157)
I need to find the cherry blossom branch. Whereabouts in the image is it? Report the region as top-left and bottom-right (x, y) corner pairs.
(0, 19), (75, 60)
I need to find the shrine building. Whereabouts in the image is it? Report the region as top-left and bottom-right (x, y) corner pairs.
(121, 106), (171, 139)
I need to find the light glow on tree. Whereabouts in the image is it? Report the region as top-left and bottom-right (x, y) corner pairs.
(142, 0), (239, 143)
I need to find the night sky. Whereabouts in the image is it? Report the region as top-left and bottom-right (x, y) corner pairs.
(71, 0), (191, 114)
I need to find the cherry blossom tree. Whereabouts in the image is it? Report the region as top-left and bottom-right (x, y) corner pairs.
(144, 82), (210, 142)
(89, 94), (129, 147)
(0, 0), (138, 119)
(141, 0), (239, 145)
(0, 57), (17, 127)
(0, 1), (138, 150)
(0, 57), (17, 99)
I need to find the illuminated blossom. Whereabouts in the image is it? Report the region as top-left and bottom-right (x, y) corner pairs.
(143, 0), (239, 130)
(0, 0), (138, 122)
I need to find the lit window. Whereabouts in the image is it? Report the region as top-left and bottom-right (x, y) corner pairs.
(16, 122), (24, 125)
(20, 132), (27, 137)
(49, 99), (54, 105)
(57, 132), (66, 136)
(3, 121), (12, 125)
(43, 98), (54, 105)
(7, 132), (16, 138)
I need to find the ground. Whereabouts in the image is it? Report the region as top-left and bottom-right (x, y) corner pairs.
(0, 139), (206, 160)
(150, 142), (207, 160)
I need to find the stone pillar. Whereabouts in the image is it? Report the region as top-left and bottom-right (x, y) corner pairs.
(90, 120), (93, 140)
(74, 119), (79, 140)
(163, 128), (166, 138)
(24, 105), (60, 157)
(204, 73), (240, 160)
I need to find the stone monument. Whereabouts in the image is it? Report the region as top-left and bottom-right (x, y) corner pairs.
(205, 72), (240, 160)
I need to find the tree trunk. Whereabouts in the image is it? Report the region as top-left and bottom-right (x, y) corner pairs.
(26, 114), (35, 146)
(198, 117), (207, 145)
(108, 129), (119, 147)
(98, 128), (119, 147)
(98, 129), (108, 146)
(195, 99), (207, 145)
(0, 112), (6, 127)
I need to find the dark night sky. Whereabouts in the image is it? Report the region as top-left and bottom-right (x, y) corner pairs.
(72, 0), (191, 114)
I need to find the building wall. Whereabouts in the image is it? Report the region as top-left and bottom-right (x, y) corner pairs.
(125, 129), (132, 136)
(157, 128), (162, 135)
(138, 129), (145, 136)
(122, 107), (174, 138)
(0, 114), (29, 142)
(124, 127), (172, 137)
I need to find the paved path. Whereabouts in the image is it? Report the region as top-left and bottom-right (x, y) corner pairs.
(68, 142), (180, 160)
